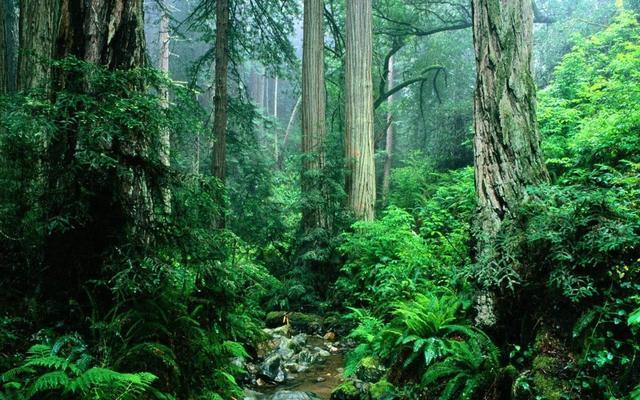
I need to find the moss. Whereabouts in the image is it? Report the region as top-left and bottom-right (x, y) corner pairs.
(331, 381), (360, 400)
(369, 379), (394, 399)
(360, 356), (377, 369)
(532, 370), (566, 400)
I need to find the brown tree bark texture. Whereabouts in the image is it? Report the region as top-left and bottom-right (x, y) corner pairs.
(472, 0), (549, 248)
(345, 0), (376, 221)
(301, 0), (328, 229)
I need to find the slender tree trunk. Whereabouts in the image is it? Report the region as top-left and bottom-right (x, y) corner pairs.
(301, 0), (328, 229)
(345, 0), (375, 221)
(472, 0), (549, 257)
(0, 0), (18, 93)
(381, 55), (394, 203)
(273, 76), (279, 163)
(279, 95), (301, 169)
(18, 0), (59, 90)
(158, 0), (171, 213)
(212, 0), (229, 181)
(211, 0), (229, 227)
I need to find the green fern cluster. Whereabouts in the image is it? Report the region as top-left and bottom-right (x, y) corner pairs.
(0, 335), (163, 400)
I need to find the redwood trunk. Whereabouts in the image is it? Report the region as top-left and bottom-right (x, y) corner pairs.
(472, 0), (549, 252)
(18, 0), (59, 90)
(301, 0), (328, 229)
(0, 0), (18, 93)
(345, 0), (376, 221)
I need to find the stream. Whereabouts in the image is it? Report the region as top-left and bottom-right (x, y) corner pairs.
(242, 329), (348, 400)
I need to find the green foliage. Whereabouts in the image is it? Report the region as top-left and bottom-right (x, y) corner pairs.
(336, 207), (448, 312)
(0, 335), (162, 400)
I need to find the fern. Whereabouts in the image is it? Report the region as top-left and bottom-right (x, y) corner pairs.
(0, 336), (163, 400)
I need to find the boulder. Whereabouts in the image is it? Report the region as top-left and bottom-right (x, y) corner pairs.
(266, 311), (288, 328)
(330, 381), (361, 400)
(268, 391), (321, 400)
(259, 353), (286, 383)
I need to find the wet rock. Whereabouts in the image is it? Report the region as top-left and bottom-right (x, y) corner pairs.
(259, 353), (286, 383)
(265, 312), (323, 334)
(244, 388), (266, 399)
(323, 331), (336, 341)
(291, 333), (307, 347)
(284, 362), (309, 373)
(269, 391), (321, 400)
(314, 347), (331, 358)
(316, 377), (326, 383)
(297, 349), (317, 365)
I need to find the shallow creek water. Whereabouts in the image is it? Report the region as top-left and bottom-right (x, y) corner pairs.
(251, 336), (345, 399)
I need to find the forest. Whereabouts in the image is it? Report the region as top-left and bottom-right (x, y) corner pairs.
(0, 0), (639, 399)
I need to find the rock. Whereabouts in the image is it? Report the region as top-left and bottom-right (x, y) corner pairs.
(323, 331), (336, 341)
(284, 362), (309, 373)
(316, 377), (326, 383)
(314, 347), (331, 358)
(268, 391), (321, 400)
(328, 345), (339, 353)
(266, 311), (288, 328)
(244, 389), (266, 400)
(297, 349), (317, 365)
(291, 333), (307, 347)
(259, 353), (286, 383)
(289, 312), (323, 334)
(355, 357), (385, 383)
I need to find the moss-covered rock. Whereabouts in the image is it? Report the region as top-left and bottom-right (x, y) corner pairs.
(265, 312), (323, 334)
(369, 379), (394, 399)
(531, 330), (570, 400)
(266, 311), (288, 328)
(330, 381), (361, 400)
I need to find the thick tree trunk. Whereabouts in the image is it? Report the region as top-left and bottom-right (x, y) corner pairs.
(158, 0), (171, 213)
(0, 0), (18, 93)
(345, 0), (375, 221)
(301, 0), (328, 229)
(381, 55), (394, 203)
(211, 0), (229, 227)
(472, 0), (549, 255)
(18, 0), (59, 90)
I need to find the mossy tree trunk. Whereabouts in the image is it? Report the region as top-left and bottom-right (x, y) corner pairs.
(345, 0), (376, 221)
(158, 0), (172, 214)
(472, 0), (549, 256)
(301, 0), (328, 230)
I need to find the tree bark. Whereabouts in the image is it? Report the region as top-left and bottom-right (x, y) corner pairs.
(211, 0), (229, 228)
(0, 0), (18, 93)
(18, 0), (59, 90)
(381, 55), (394, 203)
(158, 0), (171, 213)
(301, 0), (328, 229)
(273, 75), (279, 163)
(472, 0), (549, 254)
(345, 0), (376, 221)
(212, 0), (229, 183)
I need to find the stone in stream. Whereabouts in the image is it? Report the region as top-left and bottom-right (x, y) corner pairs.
(258, 353), (287, 383)
(268, 391), (321, 400)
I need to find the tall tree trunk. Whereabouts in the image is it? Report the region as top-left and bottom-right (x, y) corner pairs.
(381, 55), (394, 203)
(472, 0), (548, 253)
(18, 0), (59, 90)
(211, 0), (229, 227)
(345, 0), (375, 221)
(158, 0), (171, 213)
(0, 0), (18, 93)
(273, 75), (279, 163)
(301, 0), (328, 229)
(279, 95), (301, 169)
